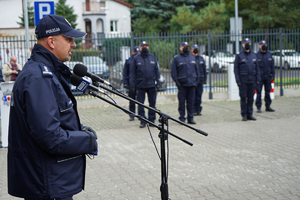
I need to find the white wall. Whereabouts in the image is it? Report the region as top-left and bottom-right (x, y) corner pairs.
(106, 0), (131, 33)
(0, 0), (23, 28)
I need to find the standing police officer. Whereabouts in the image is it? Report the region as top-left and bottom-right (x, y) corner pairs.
(123, 46), (140, 121)
(129, 41), (160, 128)
(7, 15), (98, 200)
(255, 40), (275, 113)
(234, 38), (261, 121)
(171, 42), (198, 124)
(191, 44), (207, 116)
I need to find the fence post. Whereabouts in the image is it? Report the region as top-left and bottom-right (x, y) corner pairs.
(208, 30), (213, 99)
(279, 28), (284, 96)
(131, 32), (134, 50)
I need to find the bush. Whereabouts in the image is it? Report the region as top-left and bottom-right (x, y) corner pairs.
(70, 49), (100, 62)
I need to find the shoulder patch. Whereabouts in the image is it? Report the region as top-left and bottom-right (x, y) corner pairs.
(39, 64), (53, 78)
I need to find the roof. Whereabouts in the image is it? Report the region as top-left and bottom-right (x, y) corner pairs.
(113, 0), (134, 8)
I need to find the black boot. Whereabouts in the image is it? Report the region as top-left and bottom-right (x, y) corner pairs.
(247, 116), (257, 120)
(242, 116), (247, 121)
(266, 107), (275, 112)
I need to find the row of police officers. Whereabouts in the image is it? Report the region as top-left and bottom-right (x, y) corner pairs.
(123, 41), (207, 127)
(123, 38), (275, 127)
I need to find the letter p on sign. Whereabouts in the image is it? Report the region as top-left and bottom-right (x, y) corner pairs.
(34, 1), (55, 26)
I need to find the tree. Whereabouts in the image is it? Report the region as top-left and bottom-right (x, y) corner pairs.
(130, 0), (201, 33)
(132, 15), (163, 34)
(170, 2), (229, 33)
(239, 0), (300, 30)
(55, 0), (78, 29)
(17, 2), (35, 27)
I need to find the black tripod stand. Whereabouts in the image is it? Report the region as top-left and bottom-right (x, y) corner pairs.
(72, 76), (208, 200)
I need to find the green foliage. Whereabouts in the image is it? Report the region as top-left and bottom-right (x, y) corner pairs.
(55, 0), (78, 29)
(152, 40), (176, 69)
(130, 0), (201, 33)
(70, 49), (100, 62)
(102, 37), (131, 66)
(238, 0), (300, 30)
(170, 2), (229, 33)
(132, 15), (163, 34)
(17, 2), (35, 27)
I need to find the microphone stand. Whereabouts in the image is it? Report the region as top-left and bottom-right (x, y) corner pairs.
(88, 83), (208, 200)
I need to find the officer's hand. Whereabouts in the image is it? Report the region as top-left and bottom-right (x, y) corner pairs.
(130, 87), (135, 94)
(82, 126), (97, 140)
(256, 81), (260, 86)
(237, 82), (241, 87)
(89, 141), (98, 156)
(155, 83), (160, 91)
(124, 84), (128, 89)
(176, 82), (181, 91)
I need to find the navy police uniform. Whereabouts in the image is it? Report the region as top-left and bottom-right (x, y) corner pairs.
(8, 15), (97, 200)
(193, 45), (207, 115)
(123, 46), (140, 119)
(255, 42), (275, 110)
(171, 43), (198, 123)
(129, 42), (160, 126)
(8, 44), (97, 200)
(234, 39), (260, 119)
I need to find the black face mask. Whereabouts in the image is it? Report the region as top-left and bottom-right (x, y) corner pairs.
(245, 44), (251, 50)
(183, 48), (189, 53)
(262, 45), (268, 51)
(193, 49), (199, 54)
(141, 47), (148, 54)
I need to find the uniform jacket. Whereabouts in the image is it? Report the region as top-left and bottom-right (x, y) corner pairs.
(129, 53), (160, 89)
(3, 61), (22, 81)
(8, 44), (97, 200)
(234, 49), (261, 84)
(256, 50), (275, 80)
(123, 56), (134, 87)
(171, 52), (198, 87)
(195, 55), (207, 83)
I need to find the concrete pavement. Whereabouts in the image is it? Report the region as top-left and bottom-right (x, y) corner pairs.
(1, 95), (300, 200)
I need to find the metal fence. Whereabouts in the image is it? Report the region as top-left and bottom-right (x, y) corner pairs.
(1, 29), (300, 98)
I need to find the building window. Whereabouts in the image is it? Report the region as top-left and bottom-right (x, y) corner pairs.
(110, 20), (118, 32)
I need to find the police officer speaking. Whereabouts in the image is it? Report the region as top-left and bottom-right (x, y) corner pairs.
(7, 15), (98, 200)
(123, 46), (140, 121)
(129, 41), (160, 128)
(191, 44), (207, 116)
(255, 40), (275, 113)
(234, 38), (261, 121)
(171, 42), (198, 124)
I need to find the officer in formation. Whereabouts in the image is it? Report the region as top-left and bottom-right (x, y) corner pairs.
(123, 46), (140, 121)
(191, 44), (207, 116)
(129, 41), (160, 128)
(255, 40), (275, 113)
(7, 15), (98, 200)
(234, 38), (261, 121)
(171, 42), (198, 124)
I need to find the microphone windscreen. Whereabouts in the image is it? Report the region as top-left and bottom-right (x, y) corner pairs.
(73, 64), (88, 77)
(70, 74), (83, 87)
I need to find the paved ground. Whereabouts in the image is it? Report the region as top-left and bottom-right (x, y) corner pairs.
(1, 95), (300, 200)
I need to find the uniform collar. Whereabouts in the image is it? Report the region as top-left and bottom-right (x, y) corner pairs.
(30, 44), (72, 78)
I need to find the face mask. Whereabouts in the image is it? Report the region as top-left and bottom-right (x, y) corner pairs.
(262, 46), (267, 51)
(183, 48), (189, 53)
(141, 47), (148, 53)
(245, 44), (251, 50)
(11, 62), (16, 65)
(193, 49), (199, 54)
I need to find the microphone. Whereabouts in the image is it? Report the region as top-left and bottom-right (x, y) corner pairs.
(73, 63), (111, 87)
(70, 74), (105, 94)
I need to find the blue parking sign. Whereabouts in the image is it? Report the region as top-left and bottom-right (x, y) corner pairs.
(34, 1), (55, 26)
